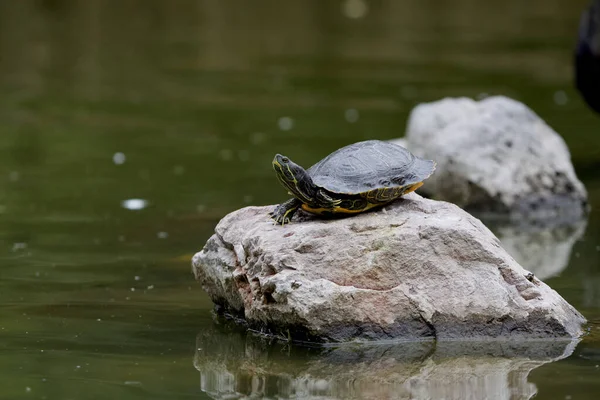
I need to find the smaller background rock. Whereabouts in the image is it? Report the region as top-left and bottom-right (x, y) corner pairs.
(402, 96), (588, 219)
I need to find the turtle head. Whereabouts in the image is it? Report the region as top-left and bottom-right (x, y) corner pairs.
(273, 154), (315, 203)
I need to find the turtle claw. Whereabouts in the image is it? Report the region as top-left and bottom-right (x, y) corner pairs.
(269, 209), (290, 225)
(270, 200), (299, 226)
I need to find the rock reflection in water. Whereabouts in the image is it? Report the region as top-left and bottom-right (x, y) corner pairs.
(485, 217), (587, 281)
(194, 322), (578, 400)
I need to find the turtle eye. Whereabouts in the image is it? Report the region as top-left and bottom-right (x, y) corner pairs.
(281, 157), (289, 163)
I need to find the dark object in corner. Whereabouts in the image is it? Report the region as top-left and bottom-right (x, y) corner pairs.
(576, 0), (600, 114)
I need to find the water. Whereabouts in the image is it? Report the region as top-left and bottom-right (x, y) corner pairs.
(1, 1), (599, 399)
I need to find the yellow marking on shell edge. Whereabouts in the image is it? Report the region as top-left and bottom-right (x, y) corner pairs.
(300, 181), (425, 216)
(403, 181), (423, 194)
(300, 204), (329, 215)
(301, 202), (382, 215)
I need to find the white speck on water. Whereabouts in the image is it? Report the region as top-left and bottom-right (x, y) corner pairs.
(342, 0), (368, 19)
(278, 116), (294, 131)
(125, 297), (130, 300)
(25, 387), (31, 393)
(12, 242), (27, 252)
(157, 231), (168, 239)
(134, 276), (141, 281)
(219, 149), (233, 161)
(575, 252), (580, 258)
(565, 396), (572, 400)
(196, 204), (206, 213)
(147, 285), (154, 290)
(596, 245), (600, 251)
(9, 171), (20, 182)
(121, 198), (148, 210)
(118, 235), (126, 242)
(173, 165), (185, 175)
(113, 152), (126, 165)
(344, 108), (359, 123)
(131, 287), (136, 292)
(0, 204), (6, 214)
(250, 132), (266, 145)
(554, 90), (568, 106)
(76, 365), (81, 369)
(97, 319), (101, 322)
(124, 381), (143, 386)
(35, 271), (40, 277)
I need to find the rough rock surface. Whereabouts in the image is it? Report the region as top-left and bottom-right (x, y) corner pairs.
(403, 96), (588, 217)
(192, 193), (585, 343)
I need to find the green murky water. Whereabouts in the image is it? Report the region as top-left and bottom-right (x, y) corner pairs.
(1, 1), (600, 399)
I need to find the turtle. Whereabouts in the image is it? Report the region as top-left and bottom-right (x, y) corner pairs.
(270, 139), (436, 225)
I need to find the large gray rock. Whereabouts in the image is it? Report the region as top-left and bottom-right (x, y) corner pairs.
(192, 193), (585, 342)
(194, 322), (579, 400)
(403, 96), (588, 218)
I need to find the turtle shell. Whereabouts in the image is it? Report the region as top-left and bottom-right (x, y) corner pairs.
(307, 140), (435, 194)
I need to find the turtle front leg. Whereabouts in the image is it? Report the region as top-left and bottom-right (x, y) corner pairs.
(269, 198), (302, 225)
